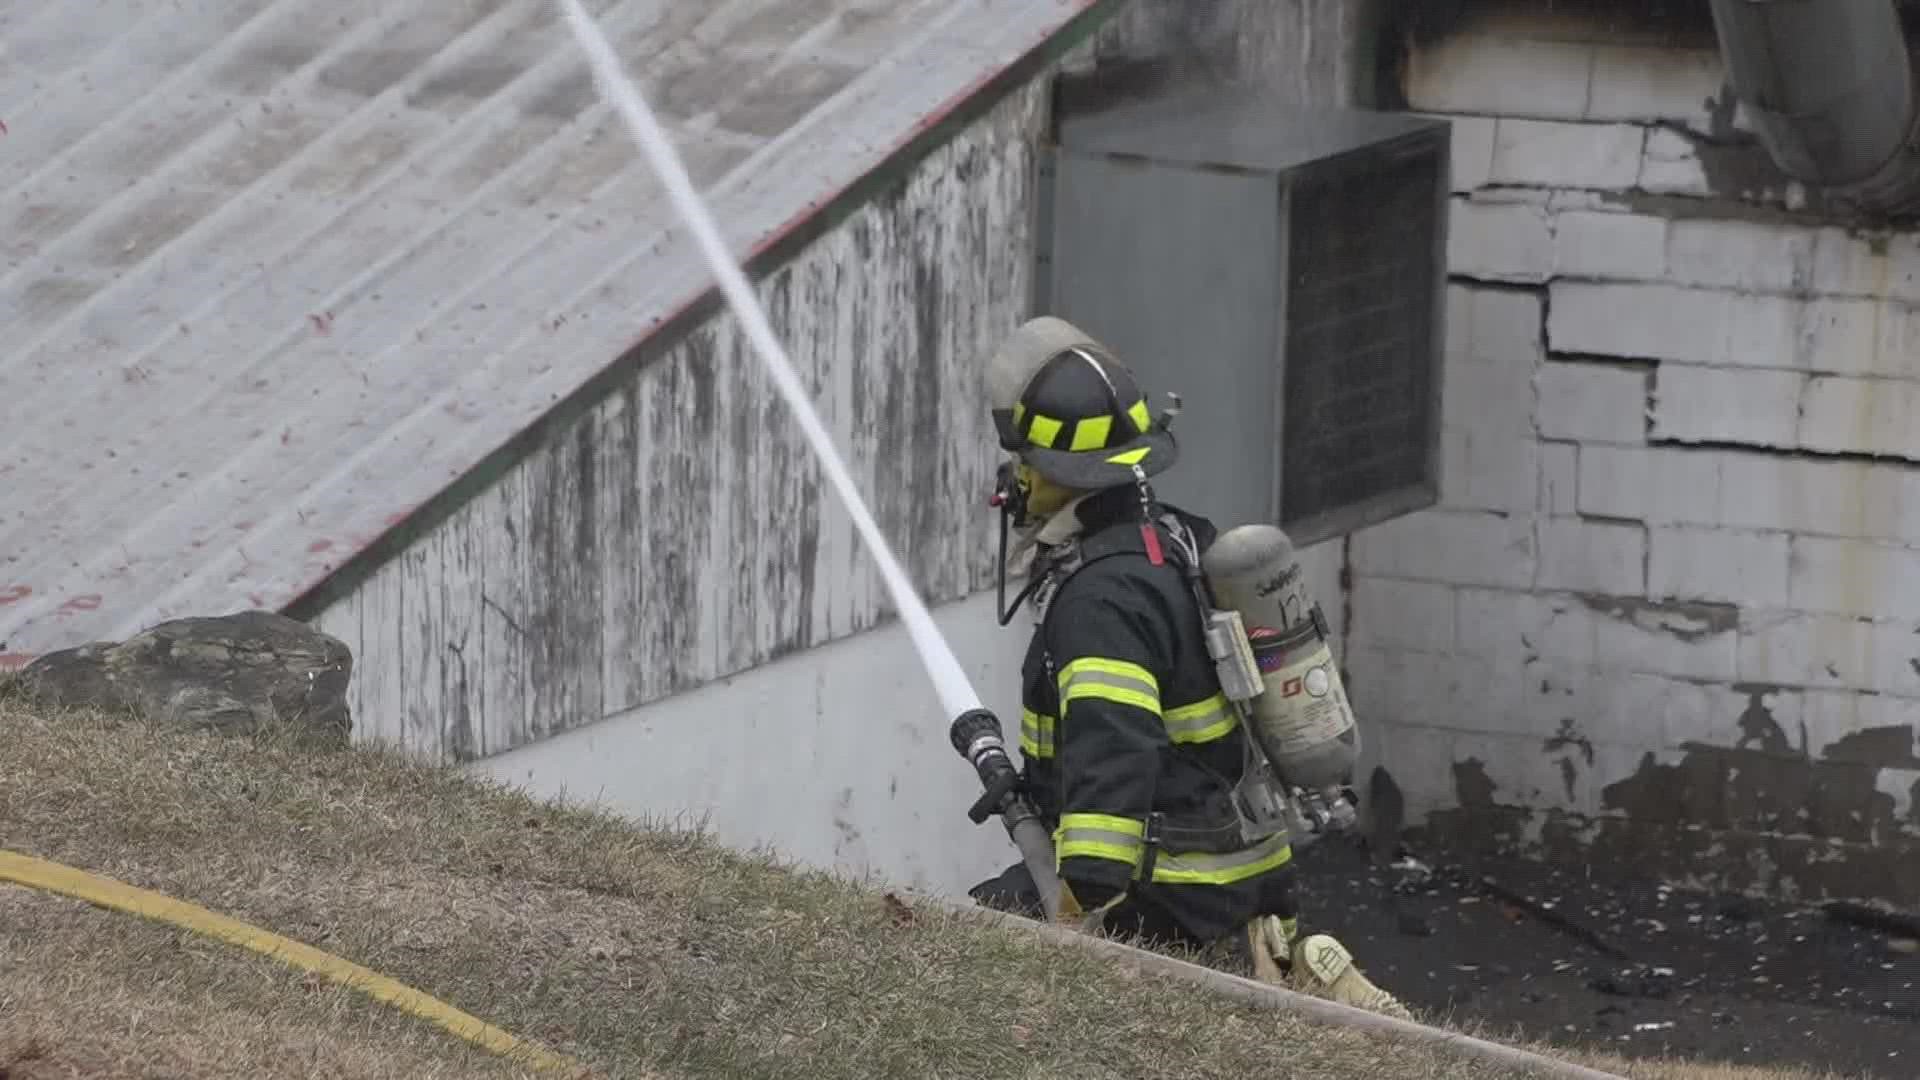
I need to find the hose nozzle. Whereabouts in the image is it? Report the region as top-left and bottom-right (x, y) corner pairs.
(951, 708), (1021, 825)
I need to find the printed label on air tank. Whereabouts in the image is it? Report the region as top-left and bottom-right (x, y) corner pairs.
(1247, 629), (1351, 758)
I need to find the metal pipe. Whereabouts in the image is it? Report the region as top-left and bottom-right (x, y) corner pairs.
(1707, 0), (1920, 208)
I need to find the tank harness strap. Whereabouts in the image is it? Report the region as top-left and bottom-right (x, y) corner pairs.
(1139, 811), (1164, 881)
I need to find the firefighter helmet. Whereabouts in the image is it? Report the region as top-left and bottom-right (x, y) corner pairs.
(985, 316), (1178, 490)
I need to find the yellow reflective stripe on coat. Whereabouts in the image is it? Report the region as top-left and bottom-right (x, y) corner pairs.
(1020, 709), (1056, 759)
(1163, 693), (1237, 745)
(1055, 813), (1146, 868)
(1057, 657), (1160, 716)
(1142, 830), (1293, 886)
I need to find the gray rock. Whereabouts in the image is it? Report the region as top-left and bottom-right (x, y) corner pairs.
(17, 610), (352, 750)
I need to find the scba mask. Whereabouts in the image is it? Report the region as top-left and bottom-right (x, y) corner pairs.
(989, 458), (1034, 525)
(989, 457), (1045, 626)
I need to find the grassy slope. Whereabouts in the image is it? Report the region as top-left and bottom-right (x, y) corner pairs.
(0, 695), (1835, 1080)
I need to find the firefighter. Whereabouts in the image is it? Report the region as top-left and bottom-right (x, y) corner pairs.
(968, 315), (1408, 1018)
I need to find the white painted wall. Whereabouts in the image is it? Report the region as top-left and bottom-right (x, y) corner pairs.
(467, 587), (1030, 899)
(1346, 6), (1920, 898)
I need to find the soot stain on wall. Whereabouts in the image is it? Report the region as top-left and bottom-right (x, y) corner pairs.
(1404, 684), (1920, 902)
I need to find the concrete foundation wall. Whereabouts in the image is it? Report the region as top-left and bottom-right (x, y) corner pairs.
(1352, 5), (1920, 904)
(468, 587), (1026, 900)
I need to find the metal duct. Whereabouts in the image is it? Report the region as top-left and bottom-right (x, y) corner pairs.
(1707, 0), (1920, 210)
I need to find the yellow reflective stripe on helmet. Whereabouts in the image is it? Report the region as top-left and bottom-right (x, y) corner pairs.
(1027, 414), (1063, 448)
(1020, 709), (1056, 760)
(1057, 657), (1160, 716)
(1163, 693), (1237, 744)
(1012, 401), (1026, 427)
(1070, 415), (1112, 451)
(1128, 399), (1151, 433)
(1105, 446), (1150, 465)
(1143, 830), (1293, 886)
(1055, 813), (1146, 868)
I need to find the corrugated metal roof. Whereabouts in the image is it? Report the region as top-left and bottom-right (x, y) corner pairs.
(0, 0), (1106, 661)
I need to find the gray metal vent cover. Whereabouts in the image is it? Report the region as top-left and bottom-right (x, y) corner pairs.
(1034, 85), (1449, 545)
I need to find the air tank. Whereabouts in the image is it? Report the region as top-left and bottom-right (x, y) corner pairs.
(1200, 523), (1359, 790)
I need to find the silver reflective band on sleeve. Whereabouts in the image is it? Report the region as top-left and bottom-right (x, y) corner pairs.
(1058, 657), (1160, 715)
(1162, 693), (1236, 744)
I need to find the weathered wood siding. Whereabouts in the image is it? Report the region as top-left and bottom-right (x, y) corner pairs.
(314, 81), (1045, 762)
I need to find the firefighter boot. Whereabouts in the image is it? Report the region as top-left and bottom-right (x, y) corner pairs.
(1247, 916), (1413, 1021)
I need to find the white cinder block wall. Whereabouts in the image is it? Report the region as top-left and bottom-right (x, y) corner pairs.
(1346, 6), (1920, 904)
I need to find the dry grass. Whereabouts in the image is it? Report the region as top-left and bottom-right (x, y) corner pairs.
(0, 887), (531, 1079)
(0, 698), (1834, 1079)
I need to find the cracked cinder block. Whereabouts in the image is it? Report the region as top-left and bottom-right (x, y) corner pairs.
(1789, 536), (1920, 619)
(1441, 428), (1541, 514)
(1666, 217), (1817, 293)
(1404, 34), (1596, 119)
(1651, 363), (1803, 448)
(1535, 360), (1648, 443)
(1454, 285), (1546, 366)
(1344, 645), (1507, 737)
(1589, 598), (1740, 681)
(1801, 690), (1920, 761)
(1549, 282), (1800, 367)
(1443, 114), (1498, 192)
(1811, 226), (1920, 305)
(1793, 298), (1920, 380)
(1450, 198), (1554, 282)
(1586, 44), (1727, 129)
(1490, 117), (1646, 190)
(1351, 510), (1538, 589)
(1445, 286), (1543, 437)
(1539, 441), (1578, 516)
(1454, 587), (1599, 665)
(1799, 375), (1920, 459)
(1634, 674), (1737, 748)
(1716, 453), (1914, 541)
(1638, 126), (1712, 197)
(1445, 357), (1538, 437)
(1350, 577), (1458, 652)
(1736, 609), (1920, 697)
(1536, 517), (1646, 594)
(1554, 210), (1668, 280)
(1647, 525), (1791, 607)
(1577, 444), (1720, 525)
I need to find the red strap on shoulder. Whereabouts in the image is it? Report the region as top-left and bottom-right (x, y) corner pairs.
(1140, 523), (1164, 565)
